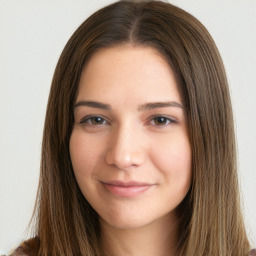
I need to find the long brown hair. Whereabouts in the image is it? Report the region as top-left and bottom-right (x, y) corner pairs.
(23, 1), (251, 255)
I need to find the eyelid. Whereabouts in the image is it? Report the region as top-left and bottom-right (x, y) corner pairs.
(147, 115), (178, 126)
(78, 114), (178, 127)
(79, 115), (110, 125)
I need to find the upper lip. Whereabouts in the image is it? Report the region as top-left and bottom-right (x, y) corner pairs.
(101, 180), (153, 187)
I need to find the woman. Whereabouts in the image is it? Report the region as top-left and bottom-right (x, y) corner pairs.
(11, 0), (254, 255)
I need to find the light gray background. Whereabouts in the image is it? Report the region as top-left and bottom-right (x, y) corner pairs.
(0, 0), (255, 254)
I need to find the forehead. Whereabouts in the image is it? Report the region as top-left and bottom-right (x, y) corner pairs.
(77, 45), (181, 104)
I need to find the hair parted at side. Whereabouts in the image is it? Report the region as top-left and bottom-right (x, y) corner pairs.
(22, 1), (251, 255)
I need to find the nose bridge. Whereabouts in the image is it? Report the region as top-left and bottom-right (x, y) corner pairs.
(105, 122), (145, 169)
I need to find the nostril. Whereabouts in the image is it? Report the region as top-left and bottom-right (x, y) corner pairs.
(105, 149), (133, 169)
(105, 146), (146, 170)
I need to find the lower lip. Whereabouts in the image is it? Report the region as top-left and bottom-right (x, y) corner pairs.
(103, 183), (152, 197)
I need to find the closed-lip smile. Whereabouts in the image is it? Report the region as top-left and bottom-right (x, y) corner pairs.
(100, 180), (155, 197)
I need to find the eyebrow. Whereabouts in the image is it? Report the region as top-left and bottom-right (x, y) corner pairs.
(137, 101), (184, 111)
(74, 100), (183, 111)
(74, 101), (111, 110)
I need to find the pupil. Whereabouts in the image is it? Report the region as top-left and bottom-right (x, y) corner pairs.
(93, 117), (103, 124)
(155, 117), (166, 125)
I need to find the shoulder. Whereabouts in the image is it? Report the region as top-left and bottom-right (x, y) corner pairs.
(250, 249), (256, 255)
(9, 237), (40, 256)
(10, 246), (27, 256)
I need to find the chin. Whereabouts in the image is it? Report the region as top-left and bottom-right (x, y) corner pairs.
(98, 207), (173, 231)
(100, 215), (152, 230)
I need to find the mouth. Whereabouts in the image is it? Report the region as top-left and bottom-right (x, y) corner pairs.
(100, 180), (155, 198)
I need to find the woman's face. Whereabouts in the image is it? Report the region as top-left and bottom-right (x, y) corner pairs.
(70, 45), (191, 230)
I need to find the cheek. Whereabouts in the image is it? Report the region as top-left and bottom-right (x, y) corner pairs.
(69, 131), (103, 178)
(150, 132), (191, 188)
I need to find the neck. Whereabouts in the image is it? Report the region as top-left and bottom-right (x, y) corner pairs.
(100, 213), (178, 256)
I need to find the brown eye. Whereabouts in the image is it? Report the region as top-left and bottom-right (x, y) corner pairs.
(80, 116), (108, 126)
(154, 117), (168, 125)
(149, 116), (176, 126)
(90, 117), (106, 125)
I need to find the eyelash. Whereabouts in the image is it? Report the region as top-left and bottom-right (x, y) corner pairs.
(147, 115), (177, 126)
(80, 115), (177, 127)
(80, 115), (109, 126)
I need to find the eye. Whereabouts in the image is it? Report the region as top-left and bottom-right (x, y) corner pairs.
(80, 116), (108, 126)
(149, 116), (176, 126)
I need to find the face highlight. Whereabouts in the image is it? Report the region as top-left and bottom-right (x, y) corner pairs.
(69, 46), (191, 230)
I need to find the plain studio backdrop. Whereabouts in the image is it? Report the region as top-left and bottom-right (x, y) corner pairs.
(0, 0), (255, 254)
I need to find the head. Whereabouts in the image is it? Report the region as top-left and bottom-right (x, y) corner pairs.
(34, 1), (250, 255)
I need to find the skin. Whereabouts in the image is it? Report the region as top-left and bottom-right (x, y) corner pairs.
(69, 45), (191, 256)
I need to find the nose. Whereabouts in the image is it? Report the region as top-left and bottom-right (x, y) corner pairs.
(105, 126), (146, 170)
